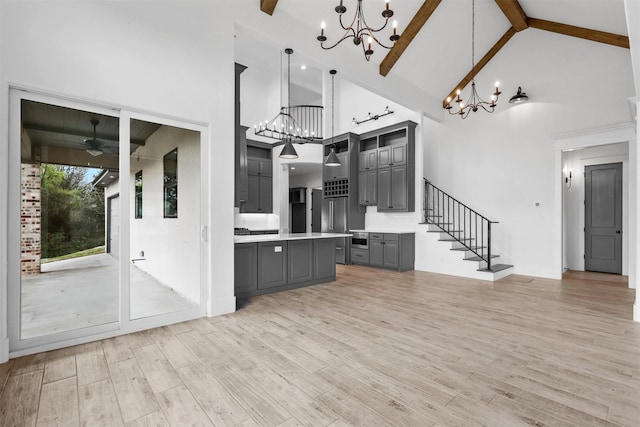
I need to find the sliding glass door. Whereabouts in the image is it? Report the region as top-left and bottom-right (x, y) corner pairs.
(9, 90), (207, 355)
(128, 118), (202, 320)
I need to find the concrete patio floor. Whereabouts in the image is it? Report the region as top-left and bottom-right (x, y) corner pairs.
(21, 253), (198, 339)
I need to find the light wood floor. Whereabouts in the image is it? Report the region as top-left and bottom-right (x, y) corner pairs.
(0, 266), (638, 426)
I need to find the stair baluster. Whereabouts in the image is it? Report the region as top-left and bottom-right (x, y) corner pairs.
(423, 178), (497, 271)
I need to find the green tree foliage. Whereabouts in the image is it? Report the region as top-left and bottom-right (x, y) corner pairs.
(40, 164), (105, 258)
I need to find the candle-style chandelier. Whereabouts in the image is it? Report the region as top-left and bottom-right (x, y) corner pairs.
(317, 0), (400, 61)
(444, 0), (501, 118)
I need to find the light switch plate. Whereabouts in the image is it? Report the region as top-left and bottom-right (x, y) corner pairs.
(274, 246), (282, 252)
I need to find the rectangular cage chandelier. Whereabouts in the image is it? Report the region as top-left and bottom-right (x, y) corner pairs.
(254, 48), (324, 144)
(255, 104), (324, 143)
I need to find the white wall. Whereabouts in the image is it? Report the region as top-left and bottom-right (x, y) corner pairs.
(423, 29), (635, 279)
(238, 57), (280, 144)
(129, 126), (201, 302)
(0, 0), (8, 359)
(0, 0), (238, 361)
(563, 143), (629, 274)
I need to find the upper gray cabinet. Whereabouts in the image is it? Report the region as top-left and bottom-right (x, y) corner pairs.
(235, 63), (248, 207)
(240, 144), (273, 213)
(359, 149), (378, 172)
(356, 121), (416, 212)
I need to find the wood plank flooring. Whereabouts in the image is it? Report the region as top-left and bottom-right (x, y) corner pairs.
(0, 266), (638, 426)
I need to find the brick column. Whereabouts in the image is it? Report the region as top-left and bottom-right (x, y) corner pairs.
(21, 163), (41, 275)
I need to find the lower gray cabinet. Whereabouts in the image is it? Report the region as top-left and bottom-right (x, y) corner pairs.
(235, 238), (338, 298)
(258, 241), (287, 289)
(366, 232), (415, 272)
(351, 248), (369, 265)
(382, 235), (399, 270)
(234, 243), (257, 294)
(288, 240), (313, 284)
(369, 239), (384, 266)
(314, 238), (336, 280)
(370, 233), (398, 269)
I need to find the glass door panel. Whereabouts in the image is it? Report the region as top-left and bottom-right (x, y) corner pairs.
(129, 119), (201, 319)
(19, 99), (120, 339)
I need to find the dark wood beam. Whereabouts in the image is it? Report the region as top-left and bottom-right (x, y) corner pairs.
(380, 0), (442, 77)
(494, 0), (528, 31)
(260, 0), (279, 16)
(528, 18), (629, 49)
(442, 27), (517, 108)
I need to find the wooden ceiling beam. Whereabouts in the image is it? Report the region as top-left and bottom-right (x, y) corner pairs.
(260, 0), (279, 16)
(528, 18), (629, 49)
(380, 0), (442, 77)
(494, 0), (528, 31)
(442, 27), (517, 108)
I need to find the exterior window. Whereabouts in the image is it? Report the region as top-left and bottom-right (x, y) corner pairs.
(134, 170), (143, 218)
(163, 149), (178, 218)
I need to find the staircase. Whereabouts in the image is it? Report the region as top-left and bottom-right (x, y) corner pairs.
(421, 179), (513, 281)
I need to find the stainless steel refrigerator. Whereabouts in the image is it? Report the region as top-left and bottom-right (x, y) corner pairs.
(322, 197), (348, 264)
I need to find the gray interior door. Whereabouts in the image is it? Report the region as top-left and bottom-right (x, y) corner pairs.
(311, 189), (322, 232)
(585, 162), (622, 274)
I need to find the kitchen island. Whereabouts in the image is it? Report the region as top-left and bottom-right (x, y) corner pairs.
(234, 233), (351, 299)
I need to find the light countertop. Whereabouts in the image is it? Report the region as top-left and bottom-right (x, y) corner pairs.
(234, 232), (352, 244)
(349, 230), (416, 234)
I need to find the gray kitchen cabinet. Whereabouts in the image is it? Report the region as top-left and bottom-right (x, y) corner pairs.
(234, 64), (248, 208)
(351, 248), (369, 265)
(258, 176), (273, 212)
(378, 143), (407, 167)
(314, 238), (336, 280)
(248, 157), (272, 176)
(382, 234), (399, 270)
(288, 239), (313, 284)
(358, 169), (377, 206)
(258, 241), (287, 289)
(377, 163), (408, 211)
(368, 232), (415, 272)
(234, 242), (257, 294)
(377, 168), (391, 211)
(235, 238), (338, 298)
(369, 237), (384, 267)
(390, 165), (408, 211)
(242, 154), (273, 213)
(357, 121), (415, 211)
(358, 149), (378, 172)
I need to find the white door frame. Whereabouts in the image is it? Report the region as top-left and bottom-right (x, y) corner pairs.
(7, 88), (209, 358)
(553, 122), (636, 284)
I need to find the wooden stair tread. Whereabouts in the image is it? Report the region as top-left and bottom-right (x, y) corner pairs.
(439, 237), (474, 242)
(477, 264), (513, 273)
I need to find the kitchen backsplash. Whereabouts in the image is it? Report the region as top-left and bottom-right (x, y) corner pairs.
(234, 208), (280, 230)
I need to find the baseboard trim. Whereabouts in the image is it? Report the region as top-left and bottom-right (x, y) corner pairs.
(0, 337), (9, 364)
(634, 301), (640, 323)
(208, 296), (236, 317)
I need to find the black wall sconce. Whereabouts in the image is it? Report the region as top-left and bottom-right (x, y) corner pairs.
(565, 168), (572, 189)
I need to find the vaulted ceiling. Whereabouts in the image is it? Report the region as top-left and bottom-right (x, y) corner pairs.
(246, 0), (631, 114)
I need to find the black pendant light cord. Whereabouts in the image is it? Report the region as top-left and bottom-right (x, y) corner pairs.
(471, 0), (475, 82)
(331, 70), (335, 148)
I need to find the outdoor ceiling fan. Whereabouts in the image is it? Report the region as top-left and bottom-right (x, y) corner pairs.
(84, 119), (104, 156)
